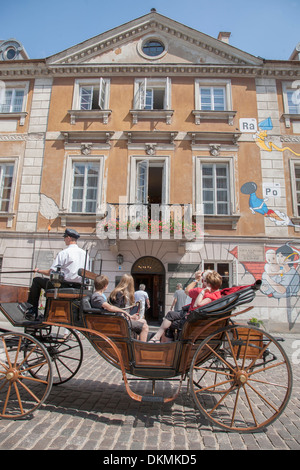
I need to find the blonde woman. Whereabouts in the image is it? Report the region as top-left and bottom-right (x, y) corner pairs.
(109, 274), (149, 341)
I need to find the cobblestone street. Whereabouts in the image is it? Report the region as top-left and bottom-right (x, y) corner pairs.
(0, 331), (299, 452)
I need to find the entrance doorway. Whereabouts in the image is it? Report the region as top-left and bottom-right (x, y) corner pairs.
(131, 256), (165, 323)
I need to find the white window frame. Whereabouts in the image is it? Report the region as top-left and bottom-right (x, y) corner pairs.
(0, 81), (29, 125)
(0, 157), (18, 227)
(129, 156), (170, 205)
(60, 156), (104, 218)
(69, 78), (111, 124)
(0, 160), (16, 213)
(201, 162), (230, 216)
(194, 79), (235, 125)
(289, 159), (300, 219)
(131, 78), (173, 124)
(134, 78), (171, 110)
(282, 81), (300, 128)
(195, 155), (239, 228)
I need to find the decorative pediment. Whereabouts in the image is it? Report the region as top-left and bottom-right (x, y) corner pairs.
(47, 11), (262, 68)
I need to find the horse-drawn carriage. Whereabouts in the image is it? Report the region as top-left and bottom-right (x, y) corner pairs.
(0, 269), (292, 432)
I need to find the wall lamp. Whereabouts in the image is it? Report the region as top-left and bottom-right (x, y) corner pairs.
(117, 254), (124, 265)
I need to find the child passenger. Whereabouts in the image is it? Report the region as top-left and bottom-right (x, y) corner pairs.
(91, 275), (149, 342)
(149, 270), (222, 343)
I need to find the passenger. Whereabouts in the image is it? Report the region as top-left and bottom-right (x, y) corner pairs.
(149, 270), (222, 343)
(107, 274), (149, 342)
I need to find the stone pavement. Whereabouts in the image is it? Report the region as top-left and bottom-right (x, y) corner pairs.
(0, 330), (299, 451)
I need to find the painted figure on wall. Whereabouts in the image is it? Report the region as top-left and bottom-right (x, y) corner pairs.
(261, 243), (300, 299)
(254, 117), (300, 156)
(240, 181), (299, 227)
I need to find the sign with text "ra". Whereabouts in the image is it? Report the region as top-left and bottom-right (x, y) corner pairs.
(239, 118), (257, 133)
(263, 182), (281, 198)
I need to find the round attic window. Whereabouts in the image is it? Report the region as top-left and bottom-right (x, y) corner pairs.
(4, 47), (17, 60)
(138, 37), (167, 60)
(142, 40), (165, 57)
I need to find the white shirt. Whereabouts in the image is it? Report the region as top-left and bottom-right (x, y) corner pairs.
(50, 244), (89, 283)
(134, 290), (149, 308)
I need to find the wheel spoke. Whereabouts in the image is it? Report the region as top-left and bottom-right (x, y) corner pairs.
(0, 332), (53, 419)
(190, 325), (292, 432)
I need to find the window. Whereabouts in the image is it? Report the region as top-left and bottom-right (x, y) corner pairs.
(79, 78), (109, 110)
(290, 161), (300, 218)
(129, 156), (170, 206)
(286, 89), (300, 115)
(282, 82), (300, 128)
(200, 87), (226, 111)
(132, 78), (173, 124)
(142, 40), (165, 57)
(0, 163), (14, 212)
(137, 37), (167, 60)
(195, 156), (239, 228)
(134, 78), (171, 110)
(135, 159), (167, 205)
(203, 262), (230, 288)
(71, 162), (99, 213)
(194, 79), (235, 125)
(69, 78), (111, 124)
(0, 89), (24, 113)
(0, 82), (28, 117)
(202, 163), (230, 215)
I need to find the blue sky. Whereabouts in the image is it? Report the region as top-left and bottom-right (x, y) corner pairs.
(1, 0), (299, 60)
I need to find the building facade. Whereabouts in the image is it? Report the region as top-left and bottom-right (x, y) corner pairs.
(0, 11), (300, 331)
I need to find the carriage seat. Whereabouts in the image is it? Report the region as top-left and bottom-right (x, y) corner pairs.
(168, 281), (261, 342)
(80, 295), (136, 340)
(80, 295), (119, 316)
(186, 280), (261, 323)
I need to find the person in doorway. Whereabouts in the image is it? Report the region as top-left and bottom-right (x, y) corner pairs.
(134, 284), (150, 320)
(26, 228), (89, 320)
(109, 274), (149, 342)
(170, 283), (188, 312)
(149, 270), (222, 343)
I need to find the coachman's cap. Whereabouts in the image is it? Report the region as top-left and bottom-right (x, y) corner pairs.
(63, 228), (80, 239)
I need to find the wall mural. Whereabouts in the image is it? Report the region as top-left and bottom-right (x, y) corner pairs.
(255, 117), (300, 156)
(238, 117), (300, 327)
(229, 243), (300, 327)
(241, 117), (300, 228)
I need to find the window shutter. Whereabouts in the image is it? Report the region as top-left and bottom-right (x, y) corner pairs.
(136, 160), (149, 204)
(99, 78), (106, 110)
(139, 78), (147, 109)
(164, 77), (171, 109)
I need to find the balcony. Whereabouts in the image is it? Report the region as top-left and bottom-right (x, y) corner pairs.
(96, 203), (204, 242)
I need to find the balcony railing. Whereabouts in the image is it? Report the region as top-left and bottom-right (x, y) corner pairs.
(96, 203), (204, 241)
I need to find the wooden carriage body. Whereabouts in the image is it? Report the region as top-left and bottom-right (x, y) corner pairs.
(43, 285), (255, 380)
(0, 277), (293, 431)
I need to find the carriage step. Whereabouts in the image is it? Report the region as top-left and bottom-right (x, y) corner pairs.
(141, 395), (164, 403)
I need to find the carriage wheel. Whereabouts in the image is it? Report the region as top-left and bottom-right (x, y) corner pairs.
(189, 324), (293, 432)
(0, 332), (53, 419)
(25, 327), (83, 385)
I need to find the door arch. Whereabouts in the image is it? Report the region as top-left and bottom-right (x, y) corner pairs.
(131, 256), (165, 322)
